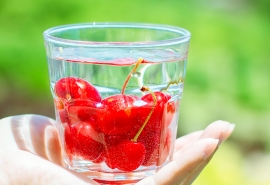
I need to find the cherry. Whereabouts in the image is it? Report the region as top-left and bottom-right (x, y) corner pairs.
(64, 121), (104, 161)
(66, 100), (106, 128)
(163, 100), (176, 128)
(63, 122), (79, 160)
(75, 122), (104, 161)
(105, 141), (146, 172)
(117, 141), (146, 171)
(137, 127), (160, 166)
(158, 128), (172, 165)
(54, 77), (101, 102)
(103, 134), (129, 169)
(104, 134), (129, 148)
(58, 57), (178, 171)
(92, 151), (105, 163)
(131, 91), (170, 166)
(100, 95), (137, 135)
(141, 92), (169, 112)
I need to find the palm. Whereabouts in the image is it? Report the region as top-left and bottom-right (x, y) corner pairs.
(0, 115), (233, 185)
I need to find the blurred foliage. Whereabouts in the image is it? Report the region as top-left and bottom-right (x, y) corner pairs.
(0, 0), (270, 184)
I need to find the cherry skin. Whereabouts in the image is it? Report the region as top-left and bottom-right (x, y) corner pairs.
(105, 141), (146, 172)
(75, 122), (104, 161)
(163, 100), (176, 128)
(64, 121), (104, 161)
(117, 141), (146, 171)
(66, 100), (106, 128)
(131, 92), (170, 166)
(103, 134), (129, 169)
(141, 91), (170, 113)
(100, 95), (137, 135)
(104, 134), (128, 148)
(92, 151), (105, 163)
(158, 128), (172, 165)
(54, 77), (102, 102)
(63, 123), (78, 160)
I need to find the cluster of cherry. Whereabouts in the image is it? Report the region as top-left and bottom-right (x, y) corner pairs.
(54, 76), (175, 172)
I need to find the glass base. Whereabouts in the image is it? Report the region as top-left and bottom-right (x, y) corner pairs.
(83, 170), (155, 184)
(66, 160), (167, 184)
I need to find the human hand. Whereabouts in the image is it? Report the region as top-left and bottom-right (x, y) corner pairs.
(0, 114), (234, 185)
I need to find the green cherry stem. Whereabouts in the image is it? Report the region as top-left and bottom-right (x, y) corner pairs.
(160, 77), (184, 91)
(121, 57), (144, 95)
(131, 86), (157, 142)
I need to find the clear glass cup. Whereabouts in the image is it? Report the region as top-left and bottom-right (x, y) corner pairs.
(43, 22), (190, 184)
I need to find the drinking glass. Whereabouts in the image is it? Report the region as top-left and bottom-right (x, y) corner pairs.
(43, 22), (190, 184)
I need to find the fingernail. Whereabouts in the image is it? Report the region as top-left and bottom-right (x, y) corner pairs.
(203, 139), (219, 160)
(218, 121), (235, 145)
(228, 123), (235, 134)
(220, 121), (231, 132)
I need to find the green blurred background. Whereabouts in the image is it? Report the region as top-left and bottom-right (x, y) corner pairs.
(0, 0), (269, 184)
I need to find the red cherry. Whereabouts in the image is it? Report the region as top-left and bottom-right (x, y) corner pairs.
(104, 146), (119, 169)
(158, 128), (172, 165)
(103, 135), (129, 169)
(100, 95), (137, 135)
(130, 92), (170, 166)
(117, 141), (146, 171)
(104, 134), (129, 148)
(66, 100), (106, 128)
(139, 92), (170, 131)
(75, 122), (104, 161)
(137, 124), (161, 166)
(92, 151), (105, 163)
(105, 141), (146, 172)
(54, 77), (101, 102)
(163, 100), (176, 128)
(64, 121), (104, 161)
(63, 123), (79, 160)
(141, 92), (169, 113)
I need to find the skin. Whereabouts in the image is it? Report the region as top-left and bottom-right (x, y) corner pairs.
(0, 114), (234, 185)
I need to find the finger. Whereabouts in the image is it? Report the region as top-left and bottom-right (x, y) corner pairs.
(0, 114), (62, 165)
(137, 138), (219, 185)
(199, 120), (235, 145)
(173, 120), (234, 160)
(179, 149), (216, 185)
(174, 131), (203, 152)
(181, 121), (235, 185)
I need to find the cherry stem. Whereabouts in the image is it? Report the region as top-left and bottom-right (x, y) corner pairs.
(131, 86), (157, 142)
(121, 57), (144, 95)
(160, 77), (184, 91)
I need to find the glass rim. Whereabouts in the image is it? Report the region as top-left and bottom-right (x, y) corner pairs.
(43, 22), (191, 47)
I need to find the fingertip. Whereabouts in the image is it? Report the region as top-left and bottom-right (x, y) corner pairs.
(218, 122), (235, 145)
(200, 120), (235, 146)
(228, 123), (235, 134)
(210, 120), (231, 131)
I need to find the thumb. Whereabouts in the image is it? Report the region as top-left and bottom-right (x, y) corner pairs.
(0, 149), (98, 185)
